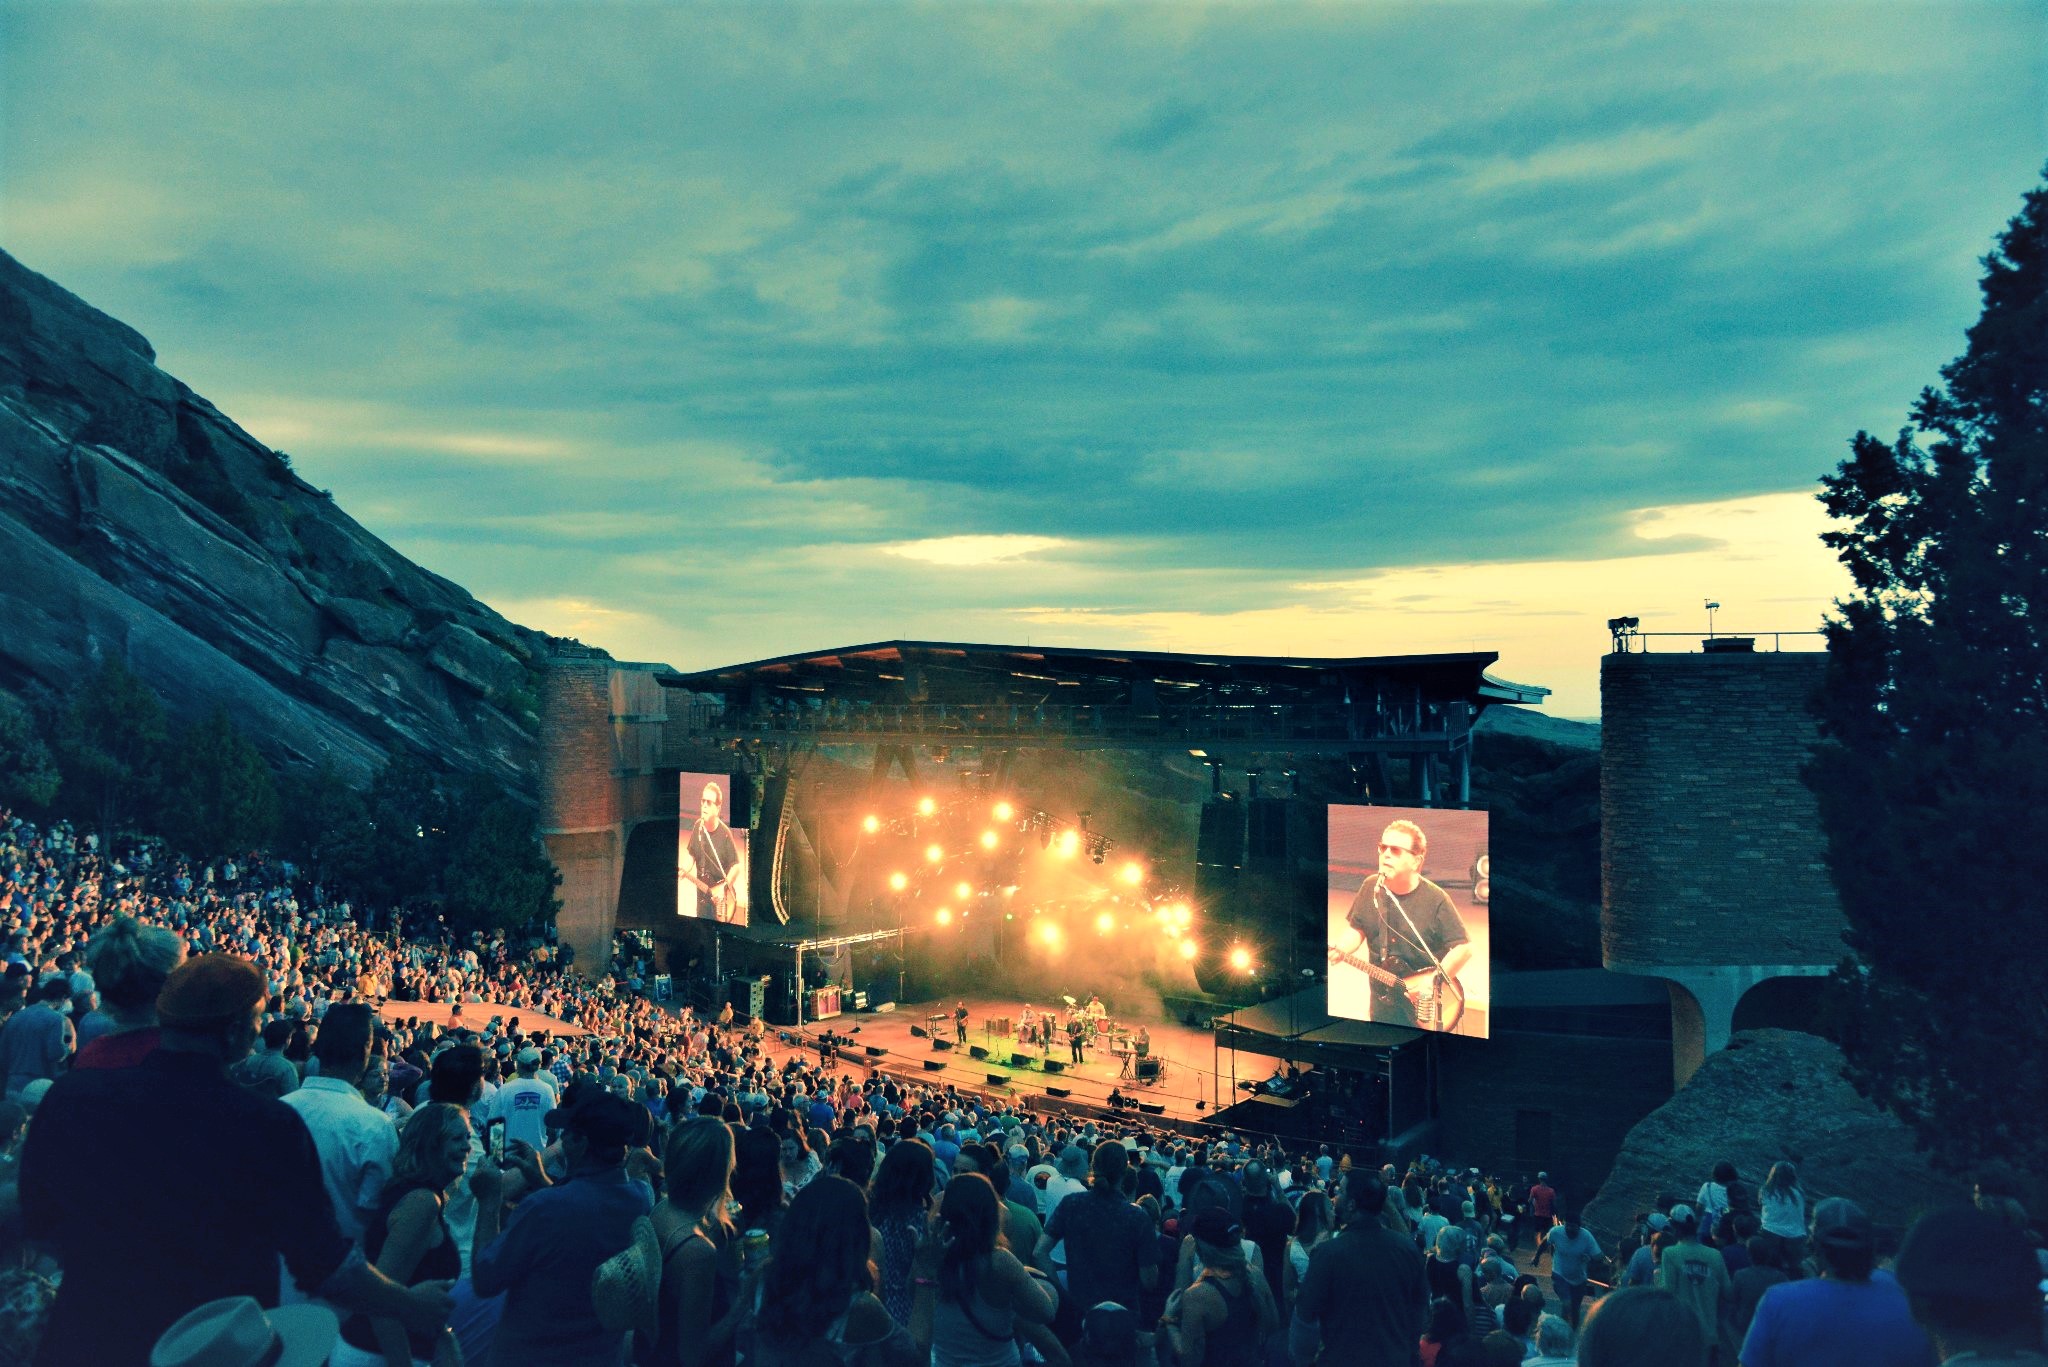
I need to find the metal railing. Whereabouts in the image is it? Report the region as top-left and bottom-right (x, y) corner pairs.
(1608, 629), (1826, 655)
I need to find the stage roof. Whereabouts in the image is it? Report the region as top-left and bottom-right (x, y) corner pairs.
(661, 639), (1547, 710)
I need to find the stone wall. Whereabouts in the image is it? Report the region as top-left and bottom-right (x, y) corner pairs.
(1601, 650), (1841, 968)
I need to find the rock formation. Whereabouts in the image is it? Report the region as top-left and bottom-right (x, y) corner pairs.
(0, 251), (553, 787)
(1581, 1028), (1963, 1252)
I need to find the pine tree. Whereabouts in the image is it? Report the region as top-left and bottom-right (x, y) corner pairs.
(444, 795), (561, 934)
(51, 659), (169, 844)
(162, 709), (280, 858)
(1810, 170), (2048, 1174)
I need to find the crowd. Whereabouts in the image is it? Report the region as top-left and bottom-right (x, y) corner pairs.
(0, 808), (2040, 1367)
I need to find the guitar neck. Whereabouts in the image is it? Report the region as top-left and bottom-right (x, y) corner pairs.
(1329, 948), (1405, 989)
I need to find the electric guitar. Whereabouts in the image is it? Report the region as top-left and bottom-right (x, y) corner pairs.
(682, 869), (741, 921)
(1328, 946), (1466, 1031)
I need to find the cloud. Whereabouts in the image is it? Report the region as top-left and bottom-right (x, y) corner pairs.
(883, 535), (1069, 567)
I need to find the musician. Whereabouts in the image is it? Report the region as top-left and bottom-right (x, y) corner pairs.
(954, 1001), (968, 1043)
(1133, 1025), (1150, 1058)
(681, 782), (746, 922)
(1067, 1015), (1086, 1064)
(1332, 818), (1471, 1029)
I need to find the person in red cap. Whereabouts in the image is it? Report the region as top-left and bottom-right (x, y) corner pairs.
(21, 953), (453, 1366)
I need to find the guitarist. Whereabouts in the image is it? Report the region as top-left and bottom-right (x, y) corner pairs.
(680, 781), (746, 923)
(1333, 819), (1471, 1029)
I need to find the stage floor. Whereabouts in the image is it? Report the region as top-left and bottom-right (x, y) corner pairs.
(785, 994), (1287, 1126)
(377, 1000), (590, 1038)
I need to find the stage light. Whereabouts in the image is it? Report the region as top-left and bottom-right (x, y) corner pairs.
(917, 796), (937, 817)
(861, 814), (881, 834)
(935, 907), (953, 926)
(1056, 830), (1080, 858)
(1179, 938), (1199, 961)
(979, 829), (999, 850)
(888, 871), (909, 893)
(1228, 945), (1253, 973)
(1173, 905), (1192, 928)
(1037, 921), (1063, 949)
(925, 844), (943, 864)
(1119, 861), (1144, 886)
(1095, 911), (1116, 935)
(955, 881), (973, 902)
(993, 801), (1014, 822)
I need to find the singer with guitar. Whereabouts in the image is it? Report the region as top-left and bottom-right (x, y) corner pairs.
(1331, 819), (1471, 1030)
(680, 781), (746, 923)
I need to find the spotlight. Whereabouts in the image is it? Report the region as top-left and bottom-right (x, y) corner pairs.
(993, 801), (1014, 822)
(1173, 905), (1192, 928)
(925, 844), (943, 864)
(1228, 945), (1253, 973)
(888, 871), (909, 893)
(1095, 911), (1116, 935)
(1037, 922), (1063, 949)
(1179, 938), (1198, 961)
(980, 829), (999, 850)
(861, 815), (881, 834)
(917, 796), (937, 817)
(935, 907), (953, 926)
(1056, 830), (1079, 859)
(1119, 861), (1144, 886)
(954, 881), (973, 902)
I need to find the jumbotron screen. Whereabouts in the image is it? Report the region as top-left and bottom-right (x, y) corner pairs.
(1326, 804), (1490, 1038)
(678, 772), (749, 926)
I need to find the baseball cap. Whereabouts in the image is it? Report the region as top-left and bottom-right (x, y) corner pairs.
(1668, 1203), (1697, 1227)
(1646, 1212), (1670, 1232)
(1894, 1206), (2039, 1303)
(1810, 1197), (1873, 1250)
(156, 954), (265, 1030)
(1189, 1207), (1243, 1249)
(516, 1047), (542, 1067)
(545, 1091), (641, 1147)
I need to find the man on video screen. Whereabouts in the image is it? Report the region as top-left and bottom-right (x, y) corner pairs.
(1334, 818), (1471, 1029)
(681, 782), (746, 923)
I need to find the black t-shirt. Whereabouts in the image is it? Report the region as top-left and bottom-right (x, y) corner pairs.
(1046, 1187), (1154, 1312)
(1343, 875), (1468, 976)
(1293, 1224), (1427, 1366)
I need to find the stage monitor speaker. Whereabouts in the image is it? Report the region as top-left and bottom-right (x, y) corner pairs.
(1138, 1102), (1166, 1115)
(932, 1038), (953, 1052)
(1046, 1087), (1071, 1099)
(1247, 796), (1291, 864)
(1135, 1058), (1162, 1083)
(864, 1046), (887, 1057)
(969, 1045), (989, 1060)
(909, 1025), (929, 1039)
(1043, 1059), (1065, 1074)
(1010, 1053), (1033, 1069)
(923, 1059), (946, 1072)
(986, 1074), (1008, 1087)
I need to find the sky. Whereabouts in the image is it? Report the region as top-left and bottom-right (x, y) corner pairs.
(5, 2), (2044, 718)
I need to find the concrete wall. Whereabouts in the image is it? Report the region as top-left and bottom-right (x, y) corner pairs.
(1600, 649), (1844, 1082)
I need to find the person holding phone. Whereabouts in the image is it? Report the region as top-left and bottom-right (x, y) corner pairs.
(337, 1103), (471, 1367)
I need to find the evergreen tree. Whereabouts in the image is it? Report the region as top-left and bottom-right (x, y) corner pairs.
(0, 693), (60, 811)
(51, 658), (169, 843)
(360, 755), (450, 910)
(162, 709), (280, 858)
(276, 762), (376, 894)
(1810, 171), (2048, 1173)
(443, 794), (561, 934)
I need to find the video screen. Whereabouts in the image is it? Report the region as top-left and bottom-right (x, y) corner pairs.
(679, 772), (749, 926)
(1326, 805), (1489, 1038)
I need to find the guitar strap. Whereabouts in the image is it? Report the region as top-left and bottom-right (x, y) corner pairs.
(695, 822), (730, 885)
(1380, 884), (1448, 979)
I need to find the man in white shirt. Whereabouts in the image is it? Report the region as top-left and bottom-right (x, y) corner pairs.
(490, 1047), (555, 1151)
(282, 1004), (397, 1243)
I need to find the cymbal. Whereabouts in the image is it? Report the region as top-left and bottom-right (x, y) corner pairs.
(1061, 995), (1078, 1007)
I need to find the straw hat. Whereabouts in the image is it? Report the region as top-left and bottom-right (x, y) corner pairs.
(591, 1214), (662, 1341)
(150, 1297), (337, 1367)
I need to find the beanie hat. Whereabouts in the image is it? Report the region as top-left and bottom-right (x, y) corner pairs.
(157, 954), (265, 1030)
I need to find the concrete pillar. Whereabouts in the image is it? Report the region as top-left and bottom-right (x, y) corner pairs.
(1632, 964), (1832, 1086)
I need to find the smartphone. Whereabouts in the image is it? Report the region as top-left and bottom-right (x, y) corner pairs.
(486, 1118), (507, 1164)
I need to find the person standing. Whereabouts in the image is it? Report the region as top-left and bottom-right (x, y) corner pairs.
(282, 1003), (399, 1244)
(0, 977), (74, 1095)
(1289, 1172), (1427, 1367)
(1894, 1205), (2048, 1367)
(1330, 820), (1472, 1029)
(1740, 1198), (1936, 1367)
(1758, 1163), (1808, 1268)
(1541, 1209), (1602, 1328)
(1036, 1141), (1156, 1315)
(469, 1088), (656, 1367)
(21, 953), (450, 1365)
(486, 1046), (555, 1152)
(680, 783), (746, 923)
(954, 1001), (969, 1044)
(1654, 1204), (1730, 1356)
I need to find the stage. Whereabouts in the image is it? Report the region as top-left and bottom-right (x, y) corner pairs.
(781, 994), (1294, 1128)
(377, 1000), (590, 1039)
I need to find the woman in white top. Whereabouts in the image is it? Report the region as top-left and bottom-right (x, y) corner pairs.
(1758, 1162), (1806, 1266)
